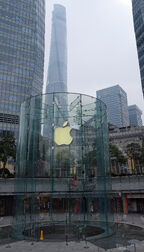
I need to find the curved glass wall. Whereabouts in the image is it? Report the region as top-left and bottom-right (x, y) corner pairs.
(13, 92), (114, 241)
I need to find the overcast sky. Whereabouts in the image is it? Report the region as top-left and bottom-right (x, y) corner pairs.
(44, 0), (144, 121)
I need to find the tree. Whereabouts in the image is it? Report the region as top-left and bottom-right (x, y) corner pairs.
(83, 145), (97, 178)
(110, 144), (127, 165)
(109, 144), (127, 175)
(56, 149), (75, 177)
(140, 139), (144, 169)
(126, 143), (141, 161)
(0, 132), (16, 177)
(126, 142), (142, 173)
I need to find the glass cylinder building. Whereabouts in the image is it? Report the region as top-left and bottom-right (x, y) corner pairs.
(13, 92), (114, 241)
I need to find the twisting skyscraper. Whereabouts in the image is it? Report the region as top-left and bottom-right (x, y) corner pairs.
(0, 0), (45, 138)
(132, 0), (144, 96)
(43, 4), (68, 137)
(46, 4), (67, 93)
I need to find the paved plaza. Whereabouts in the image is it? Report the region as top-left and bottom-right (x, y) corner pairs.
(0, 240), (144, 252)
(0, 214), (144, 251)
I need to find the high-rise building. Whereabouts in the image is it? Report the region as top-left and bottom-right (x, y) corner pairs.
(43, 4), (67, 137)
(128, 105), (143, 127)
(46, 4), (67, 93)
(0, 0), (45, 138)
(96, 85), (130, 128)
(132, 0), (144, 96)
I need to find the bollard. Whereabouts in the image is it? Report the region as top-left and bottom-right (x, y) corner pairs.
(134, 243), (136, 252)
(40, 230), (44, 241)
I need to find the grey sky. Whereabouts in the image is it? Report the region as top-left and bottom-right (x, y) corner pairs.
(44, 0), (144, 121)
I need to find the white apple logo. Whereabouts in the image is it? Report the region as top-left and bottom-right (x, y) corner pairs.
(54, 121), (73, 146)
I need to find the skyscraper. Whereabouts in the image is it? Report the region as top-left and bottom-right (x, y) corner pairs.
(97, 85), (130, 128)
(128, 105), (143, 127)
(132, 0), (144, 96)
(43, 4), (67, 137)
(46, 4), (67, 93)
(0, 0), (45, 138)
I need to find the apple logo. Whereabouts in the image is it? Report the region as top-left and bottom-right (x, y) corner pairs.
(54, 121), (73, 146)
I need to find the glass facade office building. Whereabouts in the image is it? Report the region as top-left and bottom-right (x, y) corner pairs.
(128, 105), (143, 126)
(97, 85), (130, 128)
(46, 4), (67, 93)
(132, 0), (144, 96)
(0, 0), (45, 138)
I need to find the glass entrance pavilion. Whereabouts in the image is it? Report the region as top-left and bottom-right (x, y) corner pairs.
(13, 92), (114, 241)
